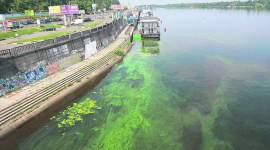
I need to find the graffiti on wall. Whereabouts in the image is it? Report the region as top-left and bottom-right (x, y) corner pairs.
(0, 52), (83, 97)
(96, 36), (115, 51)
(45, 53), (81, 75)
(0, 21), (124, 97)
(0, 60), (48, 97)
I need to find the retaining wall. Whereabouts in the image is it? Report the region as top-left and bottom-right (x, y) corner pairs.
(0, 18), (126, 97)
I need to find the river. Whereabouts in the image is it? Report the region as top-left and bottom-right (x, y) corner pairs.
(17, 8), (270, 150)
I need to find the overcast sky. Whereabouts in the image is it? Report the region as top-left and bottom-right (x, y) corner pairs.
(119, 0), (243, 6)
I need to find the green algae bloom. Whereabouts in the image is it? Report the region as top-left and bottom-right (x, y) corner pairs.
(52, 98), (101, 129)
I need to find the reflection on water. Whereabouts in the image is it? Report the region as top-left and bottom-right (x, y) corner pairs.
(13, 8), (270, 150)
(142, 39), (160, 54)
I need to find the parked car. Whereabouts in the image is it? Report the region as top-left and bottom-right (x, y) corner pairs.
(19, 24), (24, 28)
(41, 19), (51, 24)
(52, 18), (62, 22)
(23, 20), (33, 25)
(83, 18), (92, 22)
(4, 20), (21, 29)
(0, 23), (3, 28)
(71, 19), (83, 25)
(46, 17), (53, 22)
(43, 26), (56, 31)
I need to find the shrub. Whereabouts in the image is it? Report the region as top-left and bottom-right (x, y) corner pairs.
(114, 49), (124, 56)
(66, 82), (72, 87)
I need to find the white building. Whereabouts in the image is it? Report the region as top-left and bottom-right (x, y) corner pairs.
(140, 17), (160, 38)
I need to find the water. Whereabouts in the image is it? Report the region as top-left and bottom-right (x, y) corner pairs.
(17, 8), (270, 150)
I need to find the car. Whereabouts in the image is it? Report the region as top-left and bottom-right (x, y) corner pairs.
(19, 24), (24, 28)
(52, 18), (62, 22)
(46, 17), (53, 22)
(83, 18), (92, 22)
(43, 26), (56, 31)
(23, 20), (33, 25)
(0, 23), (3, 28)
(71, 19), (83, 25)
(41, 19), (51, 24)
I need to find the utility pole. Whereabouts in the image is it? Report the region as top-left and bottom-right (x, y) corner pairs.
(4, 13), (7, 33)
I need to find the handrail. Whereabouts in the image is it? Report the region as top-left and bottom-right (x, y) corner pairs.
(0, 49), (11, 57)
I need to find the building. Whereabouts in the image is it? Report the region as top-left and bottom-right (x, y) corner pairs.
(140, 17), (160, 38)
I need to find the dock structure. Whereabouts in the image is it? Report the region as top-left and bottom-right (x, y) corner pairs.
(140, 17), (160, 38)
(139, 5), (153, 18)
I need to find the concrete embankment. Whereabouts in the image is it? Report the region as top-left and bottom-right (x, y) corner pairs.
(0, 24), (135, 148)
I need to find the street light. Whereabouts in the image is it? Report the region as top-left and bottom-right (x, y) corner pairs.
(39, 10), (44, 19)
(38, 10), (44, 27)
(4, 13), (7, 33)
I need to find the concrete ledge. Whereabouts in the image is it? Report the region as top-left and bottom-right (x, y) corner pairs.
(0, 126), (16, 140)
(9, 114), (35, 130)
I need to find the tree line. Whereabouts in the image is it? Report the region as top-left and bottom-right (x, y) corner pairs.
(0, 0), (120, 14)
(151, 0), (270, 9)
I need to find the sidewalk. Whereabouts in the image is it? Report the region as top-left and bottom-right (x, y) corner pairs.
(0, 17), (113, 50)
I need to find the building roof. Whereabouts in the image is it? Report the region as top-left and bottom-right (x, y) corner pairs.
(140, 17), (160, 22)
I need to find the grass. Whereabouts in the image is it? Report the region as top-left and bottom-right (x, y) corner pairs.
(114, 48), (124, 56)
(0, 24), (62, 40)
(11, 31), (73, 43)
(82, 21), (102, 28)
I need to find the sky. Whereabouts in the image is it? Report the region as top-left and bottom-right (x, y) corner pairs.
(119, 0), (243, 6)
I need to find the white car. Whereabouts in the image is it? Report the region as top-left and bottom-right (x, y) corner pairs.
(71, 19), (83, 25)
(0, 23), (3, 28)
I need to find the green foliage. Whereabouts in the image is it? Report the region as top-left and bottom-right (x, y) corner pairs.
(151, 0), (270, 9)
(127, 42), (132, 46)
(10, 31), (73, 43)
(76, 78), (81, 82)
(114, 48), (124, 56)
(66, 82), (72, 87)
(83, 21), (102, 28)
(0, 0), (120, 14)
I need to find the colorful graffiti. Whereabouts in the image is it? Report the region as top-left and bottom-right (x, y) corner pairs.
(0, 52), (84, 97)
(96, 36), (115, 51)
(45, 53), (81, 75)
(0, 60), (48, 97)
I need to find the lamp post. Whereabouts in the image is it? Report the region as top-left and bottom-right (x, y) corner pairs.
(11, 8), (14, 20)
(4, 13), (7, 33)
(38, 10), (44, 27)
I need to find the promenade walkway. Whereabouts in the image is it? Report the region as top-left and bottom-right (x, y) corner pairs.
(0, 25), (131, 129)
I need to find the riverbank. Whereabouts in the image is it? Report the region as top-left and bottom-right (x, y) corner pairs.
(0, 24), (134, 148)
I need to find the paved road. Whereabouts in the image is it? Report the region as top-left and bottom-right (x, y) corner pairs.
(0, 16), (115, 51)
(0, 12), (113, 31)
